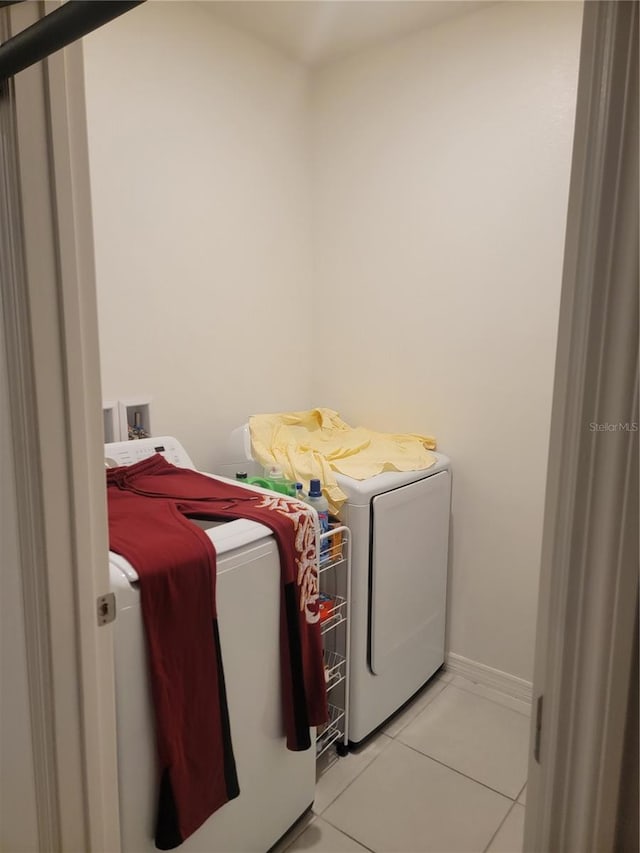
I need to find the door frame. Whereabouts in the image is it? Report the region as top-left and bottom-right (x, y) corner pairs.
(524, 2), (638, 851)
(0, 2), (120, 850)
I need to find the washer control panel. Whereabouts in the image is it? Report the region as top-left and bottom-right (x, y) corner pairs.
(104, 435), (195, 469)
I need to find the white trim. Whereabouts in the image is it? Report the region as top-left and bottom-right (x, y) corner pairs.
(0, 21), (60, 851)
(45, 32), (122, 853)
(525, 2), (638, 851)
(445, 653), (533, 705)
(1, 2), (121, 850)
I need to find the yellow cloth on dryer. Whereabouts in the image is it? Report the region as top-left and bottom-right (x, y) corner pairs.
(249, 408), (437, 514)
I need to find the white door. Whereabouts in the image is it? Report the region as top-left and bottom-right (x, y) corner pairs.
(369, 472), (450, 676)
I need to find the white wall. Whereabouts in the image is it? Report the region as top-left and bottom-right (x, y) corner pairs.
(310, 2), (583, 682)
(84, 1), (582, 683)
(83, 2), (314, 471)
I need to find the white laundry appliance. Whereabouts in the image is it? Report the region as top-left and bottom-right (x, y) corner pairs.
(105, 437), (315, 853)
(225, 425), (451, 747)
(334, 459), (451, 745)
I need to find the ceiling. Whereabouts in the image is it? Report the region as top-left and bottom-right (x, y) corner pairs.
(206, 1), (492, 66)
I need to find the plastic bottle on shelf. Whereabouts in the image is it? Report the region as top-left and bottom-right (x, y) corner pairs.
(294, 482), (307, 502)
(235, 471), (248, 482)
(307, 478), (330, 563)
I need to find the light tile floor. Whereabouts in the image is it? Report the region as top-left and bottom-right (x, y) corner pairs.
(274, 672), (530, 853)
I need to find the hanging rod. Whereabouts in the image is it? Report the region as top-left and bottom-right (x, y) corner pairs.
(0, 0), (145, 82)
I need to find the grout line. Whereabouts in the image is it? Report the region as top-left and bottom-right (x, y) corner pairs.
(314, 733), (393, 815)
(397, 739), (521, 802)
(482, 799), (518, 853)
(318, 814), (376, 852)
(516, 780), (527, 803)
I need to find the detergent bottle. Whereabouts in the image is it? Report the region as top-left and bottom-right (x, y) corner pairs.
(266, 465), (298, 496)
(247, 465), (297, 496)
(307, 478), (330, 562)
(264, 464), (285, 484)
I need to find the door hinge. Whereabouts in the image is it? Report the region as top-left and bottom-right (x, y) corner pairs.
(97, 592), (116, 626)
(534, 694), (543, 763)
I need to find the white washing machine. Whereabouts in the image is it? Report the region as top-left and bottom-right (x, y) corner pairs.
(335, 457), (451, 746)
(106, 437), (315, 853)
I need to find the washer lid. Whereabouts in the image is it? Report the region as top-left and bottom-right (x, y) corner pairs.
(334, 452), (450, 505)
(110, 517), (273, 584)
(105, 438), (275, 584)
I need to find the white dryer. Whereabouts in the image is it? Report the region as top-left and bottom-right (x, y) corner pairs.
(335, 456), (451, 746)
(106, 437), (315, 852)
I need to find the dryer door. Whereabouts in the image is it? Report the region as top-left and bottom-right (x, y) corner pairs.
(369, 471), (450, 676)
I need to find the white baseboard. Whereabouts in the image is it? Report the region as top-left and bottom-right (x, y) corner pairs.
(445, 653), (533, 705)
